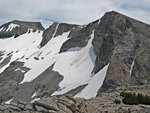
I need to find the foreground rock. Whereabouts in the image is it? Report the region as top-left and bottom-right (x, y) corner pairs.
(0, 85), (150, 113)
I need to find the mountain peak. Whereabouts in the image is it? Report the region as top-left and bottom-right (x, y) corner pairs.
(11, 20), (45, 30)
(0, 20), (44, 38)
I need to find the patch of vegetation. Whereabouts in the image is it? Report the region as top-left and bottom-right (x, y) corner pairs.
(114, 99), (121, 104)
(120, 91), (150, 105)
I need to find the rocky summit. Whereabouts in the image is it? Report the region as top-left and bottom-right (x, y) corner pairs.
(0, 20), (44, 38)
(0, 11), (150, 113)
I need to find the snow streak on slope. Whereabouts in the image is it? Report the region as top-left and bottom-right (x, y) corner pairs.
(6, 23), (19, 31)
(53, 24), (59, 37)
(52, 31), (96, 96)
(0, 27), (4, 31)
(128, 57), (135, 86)
(5, 98), (13, 104)
(129, 57), (135, 76)
(75, 64), (109, 99)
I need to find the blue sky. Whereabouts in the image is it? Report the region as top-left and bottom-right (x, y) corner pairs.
(0, 0), (150, 28)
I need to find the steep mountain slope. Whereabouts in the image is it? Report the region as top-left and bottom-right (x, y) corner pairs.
(0, 20), (104, 103)
(0, 11), (150, 104)
(94, 11), (150, 92)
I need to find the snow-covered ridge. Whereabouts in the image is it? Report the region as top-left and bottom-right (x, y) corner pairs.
(0, 23), (20, 32)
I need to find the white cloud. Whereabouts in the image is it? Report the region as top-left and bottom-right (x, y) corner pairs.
(0, 0), (150, 27)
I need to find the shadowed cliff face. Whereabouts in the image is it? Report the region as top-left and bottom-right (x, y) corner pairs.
(0, 20), (44, 38)
(59, 20), (99, 53)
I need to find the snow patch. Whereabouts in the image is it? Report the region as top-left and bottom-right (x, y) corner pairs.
(67, 47), (82, 52)
(0, 30), (43, 74)
(31, 97), (40, 103)
(0, 62), (11, 73)
(6, 23), (19, 32)
(31, 92), (37, 98)
(15, 68), (25, 73)
(128, 57), (135, 86)
(52, 31), (96, 96)
(0, 27), (4, 32)
(20, 32), (70, 83)
(5, 98), (13, 104)
(75, 64), (109, 99)
(129, 57), (135, 76)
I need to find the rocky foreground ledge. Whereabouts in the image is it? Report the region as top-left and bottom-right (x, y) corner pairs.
(0, 85), (150, 113)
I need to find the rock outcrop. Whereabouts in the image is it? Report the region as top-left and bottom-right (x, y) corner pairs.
(0, 85), (150, 113)
(59, 20), (99, 52)
(40, 22), (79, 47)
(12, 64), (63, 103)
(0, 61), (30, 103)
(0, 20), (44, 38)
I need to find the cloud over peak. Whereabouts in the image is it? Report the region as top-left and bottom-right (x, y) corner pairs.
(0, 0), (150, 28)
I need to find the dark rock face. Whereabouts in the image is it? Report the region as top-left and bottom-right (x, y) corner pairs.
(60, 20), (99, 52)
(96, 11), (150, 92)
(12, 64), (63, 102)
(0, 61), (30, 103)
(0, 20), (44, 38)
(40, 23), (58, 47)
(40, 22), (79, 47)
(54, 23), (79, 37)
